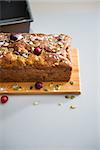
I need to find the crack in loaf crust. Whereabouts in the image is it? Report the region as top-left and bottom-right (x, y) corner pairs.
(0, 33), (72, 82)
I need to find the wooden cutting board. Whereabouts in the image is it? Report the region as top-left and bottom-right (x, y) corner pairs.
(0, 48), (81, 95)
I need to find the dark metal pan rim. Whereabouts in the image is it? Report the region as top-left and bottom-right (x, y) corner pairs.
(0, 19), (33, 26)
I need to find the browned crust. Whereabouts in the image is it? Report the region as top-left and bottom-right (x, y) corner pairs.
(0, 68), (71, 82)
(0, 33), (72, 82)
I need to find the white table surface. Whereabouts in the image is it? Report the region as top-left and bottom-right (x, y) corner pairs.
(0, 1), (100, 150)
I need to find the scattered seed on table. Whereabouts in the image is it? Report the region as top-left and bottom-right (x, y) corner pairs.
(70, 95), (75, 99)
(33, 101), (39, 106)
(65, 95), (76, 99)
(65, 95), (69, 99)
(58, 102), (63, 106)
(70, 105), (77, 109)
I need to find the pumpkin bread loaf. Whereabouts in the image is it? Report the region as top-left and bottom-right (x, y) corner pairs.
(0, 33), (72, 82)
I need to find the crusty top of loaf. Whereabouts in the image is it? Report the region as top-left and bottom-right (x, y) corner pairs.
(0, 33), (72, 69)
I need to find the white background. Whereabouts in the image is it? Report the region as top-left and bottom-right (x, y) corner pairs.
(0, 1), (100, 150)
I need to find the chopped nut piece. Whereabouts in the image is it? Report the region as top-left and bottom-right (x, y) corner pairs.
(22, 53), (28, 58)
(0, 55), (3, 58)
(3, 42), (9, 46)
(29, 41), (33, 45)
(0, 41), (5, 45)
(54, 62), (59, 66)
(48, 38), (52, 42)
(31, 47), (34, 52)
(58, 42), (63, 48)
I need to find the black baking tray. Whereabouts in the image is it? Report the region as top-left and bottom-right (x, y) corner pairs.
(0, 0), (33, 33)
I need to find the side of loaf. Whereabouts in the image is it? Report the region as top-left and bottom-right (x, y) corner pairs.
(0, 33), (72, 82)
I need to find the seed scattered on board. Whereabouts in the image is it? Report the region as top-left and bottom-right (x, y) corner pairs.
(12, 84), (22, 90)
(69, 81), (74, 85)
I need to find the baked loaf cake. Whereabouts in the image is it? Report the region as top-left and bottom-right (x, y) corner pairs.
(0, 33), (72, 82)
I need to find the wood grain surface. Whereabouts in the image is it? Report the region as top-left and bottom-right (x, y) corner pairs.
(0, 48), (81, 95)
